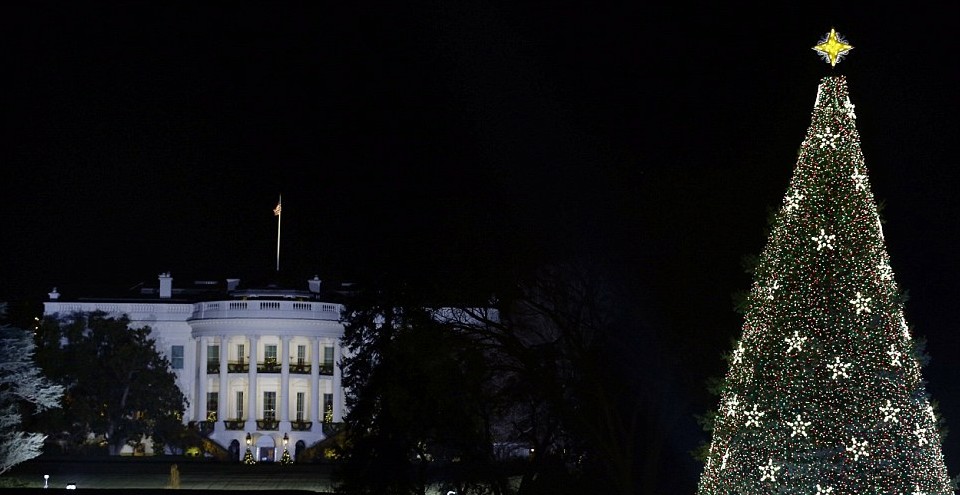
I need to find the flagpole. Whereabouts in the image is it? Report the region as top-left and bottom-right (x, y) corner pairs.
(274, 195), (282, 272)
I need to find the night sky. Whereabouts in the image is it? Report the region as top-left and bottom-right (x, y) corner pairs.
(3, 2), (959, 492)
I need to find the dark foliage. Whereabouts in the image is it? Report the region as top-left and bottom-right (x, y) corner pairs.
(31, 311), (188, 455)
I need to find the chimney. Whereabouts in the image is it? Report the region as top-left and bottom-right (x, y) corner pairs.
(226, 278), (240, 291)
(48, 287), (60, 300)
(159, 272), (173, 299)
(308, 275), (322, 293)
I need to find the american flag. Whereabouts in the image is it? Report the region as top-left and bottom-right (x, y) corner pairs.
(273, 201), (282, 216)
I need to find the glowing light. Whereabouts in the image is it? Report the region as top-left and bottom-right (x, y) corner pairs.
(850, 292), (872, 314)
(784, 330), (807, 353)
(695, 74), (953, 495)
(813, 28), (853, 67)
(812, 228), (835, 250)
(880, 400), (901, 423)
(786, 414), (811, 437)
(846, 436), (870, 461)
(758, 458), (780, 482)
(743, 404), (765, 428)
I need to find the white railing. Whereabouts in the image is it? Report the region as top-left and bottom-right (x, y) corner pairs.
(190, 300), (342, 321)
(45, 302), (194, 321)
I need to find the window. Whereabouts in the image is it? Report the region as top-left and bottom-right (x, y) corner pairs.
(296, 392), (305, 421)
(207, 345), (219, 365)
(236, 391), (244, 420)
(264, 344), (278, 363)
(263, 391), (277, 421)
(237, 344), (245, 364)
(207, 392), (218, 421)
(323, 393), (333, 423)
(170, 345), (184, 369)
(296, 345), (306, 366)
(323, 346), (334, 366)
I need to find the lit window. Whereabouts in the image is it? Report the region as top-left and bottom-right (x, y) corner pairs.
(296, 392), (305, 421)
(265, 345), (278, 363)
(263, 392), (277, 421)
(236, 391), (244, 420)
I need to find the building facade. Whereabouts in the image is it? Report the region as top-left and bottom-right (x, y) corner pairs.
(42, 272), (346, 462)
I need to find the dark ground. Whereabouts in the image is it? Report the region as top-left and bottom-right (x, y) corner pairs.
(5, 456), (335, 493)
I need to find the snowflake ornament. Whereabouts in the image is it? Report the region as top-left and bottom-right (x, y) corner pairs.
(813, 229), (836, 251)
(744, 404), (766, 428)
(732, 342), (744, 364)
(724, 394), (740, 417)
(878, 261), (893, 281)
(914, 424), (930, 446)
(765, 279), (780, 300)
(816, 126), (840, 149)
(850, 292), (872, 314)
(844, 96), (857, 120)
(851, 168), (867, 191)
(786, 414), (811, 437)
(879, 400), (900, 423)
(900, 315), (911, 340)
(785, 331), (807, 354)
(845, 436), (869, 461)
(827, 357), (852, 379)
(887, 345), (903, 367)
(785, 190), (804, 213)
(759, 458), (781, 482)
(912, 485), (927, 495)
(926, 404), (937, 423)
(816, 485), (834, 495)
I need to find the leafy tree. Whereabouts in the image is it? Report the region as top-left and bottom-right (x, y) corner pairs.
(335, 289), (503, 495)
(33, 311), (187, 455)
(0, 304), (64, 476)
(335, 261), (645, 495)
(451, 261), (642, 495)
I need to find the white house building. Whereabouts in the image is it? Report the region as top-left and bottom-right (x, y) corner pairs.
(43, 272), (347, 462)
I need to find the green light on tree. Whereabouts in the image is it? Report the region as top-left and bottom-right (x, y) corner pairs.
(696, 69), (954, 494)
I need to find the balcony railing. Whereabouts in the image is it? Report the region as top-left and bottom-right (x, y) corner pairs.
(291, 420), (313, 432)
(320, 363), (334, 376)
(191, 300), (341, 321)
(256, 419), (279, 431)
(291, 363), (311, 374)
(223, 420), (245, 431)
(207, 361), (220, 374)
(258, 359), (281, 373)
(228, 362), (249, 373)
(197, 421), (215, 436)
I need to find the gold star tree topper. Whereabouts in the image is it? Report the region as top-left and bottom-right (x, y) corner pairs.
(813, 28), (853, 67)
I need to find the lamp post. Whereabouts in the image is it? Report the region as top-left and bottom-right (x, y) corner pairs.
(283, 433), (289, 447)
(243, 432), (255, 464)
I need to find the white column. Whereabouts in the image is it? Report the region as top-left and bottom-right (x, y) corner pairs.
(197, 336), (208, 422)
(332, 340), (343, 422)
(280, 335), (291, 430)
(246, 334), (259, 431)
(217, 336), (228, 429)
(310, 337), (320, 426)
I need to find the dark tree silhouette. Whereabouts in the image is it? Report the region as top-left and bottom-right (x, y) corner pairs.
(34, 311), (187, 455)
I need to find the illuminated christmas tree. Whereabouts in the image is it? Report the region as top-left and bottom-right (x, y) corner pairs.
(243, 447), (256, 465)
(696, 30), (954, 494)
